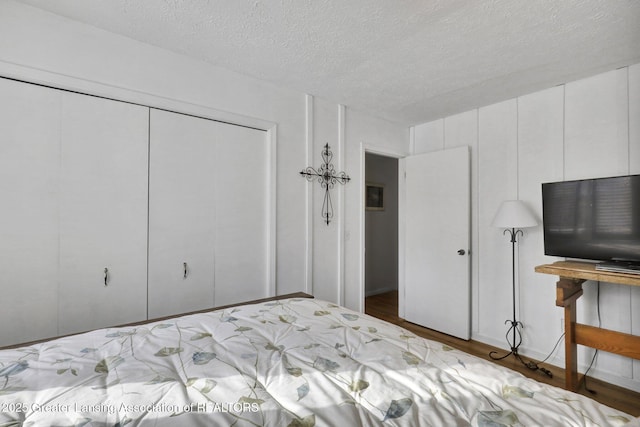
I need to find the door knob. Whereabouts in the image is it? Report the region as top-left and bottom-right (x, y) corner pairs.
(457, 249), (466, 255)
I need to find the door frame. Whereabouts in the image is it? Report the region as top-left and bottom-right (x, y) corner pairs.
(358, 143), (406, 314)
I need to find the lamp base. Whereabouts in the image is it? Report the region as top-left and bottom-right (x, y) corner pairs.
(489, 320), (553, 378)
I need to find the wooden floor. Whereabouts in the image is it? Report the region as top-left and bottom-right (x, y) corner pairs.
(365, 291), (640, 417)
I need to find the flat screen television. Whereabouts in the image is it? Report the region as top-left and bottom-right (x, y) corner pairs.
(542, 174), (640, 268)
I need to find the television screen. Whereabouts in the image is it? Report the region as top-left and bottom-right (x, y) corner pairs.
(542, 174), (640, 263)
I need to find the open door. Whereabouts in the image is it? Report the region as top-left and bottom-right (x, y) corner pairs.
(401, 146), (470, 339)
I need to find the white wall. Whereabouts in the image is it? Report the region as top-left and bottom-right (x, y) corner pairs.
(413, 64), (640, 392)
(0, 1), (408, 311)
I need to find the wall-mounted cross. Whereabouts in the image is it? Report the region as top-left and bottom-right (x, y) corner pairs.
(300, 143), (351, 225)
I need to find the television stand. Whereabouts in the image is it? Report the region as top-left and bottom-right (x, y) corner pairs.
(596, 260), (640, 275)
(535, 261), (640, 391)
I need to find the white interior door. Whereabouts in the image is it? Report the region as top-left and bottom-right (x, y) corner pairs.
(402, 146), (470, 339)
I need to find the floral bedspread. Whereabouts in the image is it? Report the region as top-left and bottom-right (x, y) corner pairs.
(0, 297), (635, 426)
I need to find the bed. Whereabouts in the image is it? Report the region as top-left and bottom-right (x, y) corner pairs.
(0, 295), (637, 426)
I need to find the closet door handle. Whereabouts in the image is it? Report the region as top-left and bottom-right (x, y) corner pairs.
(183, 262), (188, 279)
(104, 267), (109, 286)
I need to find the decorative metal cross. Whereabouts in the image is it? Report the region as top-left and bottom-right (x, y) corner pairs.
(300, 143), (351, 225)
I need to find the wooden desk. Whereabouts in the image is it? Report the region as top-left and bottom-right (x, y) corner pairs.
(535, 261), (640, 391)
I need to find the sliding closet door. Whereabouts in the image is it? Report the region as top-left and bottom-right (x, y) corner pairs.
(0, 79), (61, 346)
(213, 123), (269, 306)
(148, 110), (270, 316)
(58, 93), (149, 335)
(148, 110), (217, 318)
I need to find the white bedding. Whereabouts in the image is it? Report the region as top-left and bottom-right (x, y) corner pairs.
(0, 297), (636, 426)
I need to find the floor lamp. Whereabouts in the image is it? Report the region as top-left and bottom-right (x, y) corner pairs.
(489, 200), (543, 372)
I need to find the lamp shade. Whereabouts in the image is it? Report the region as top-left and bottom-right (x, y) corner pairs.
(492, 200), (538, 228)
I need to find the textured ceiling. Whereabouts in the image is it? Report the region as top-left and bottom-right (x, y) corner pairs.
(15, 0), (640, 125)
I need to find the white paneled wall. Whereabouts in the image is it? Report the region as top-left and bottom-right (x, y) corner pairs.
(309, 96), (344, 304)
(516, 86), (564, 357)
(565, 69), (629, 179)
(477, 100), (518, 340)
(413, 63), (640, 392)
(565, 69), (634, 385)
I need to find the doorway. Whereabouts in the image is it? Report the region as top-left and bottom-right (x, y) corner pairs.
(364, 153), (399, 301)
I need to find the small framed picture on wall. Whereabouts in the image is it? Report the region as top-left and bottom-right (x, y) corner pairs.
(366, 183), (384, 211)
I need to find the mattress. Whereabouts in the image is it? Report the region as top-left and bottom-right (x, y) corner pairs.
(0, 297), (635, 426)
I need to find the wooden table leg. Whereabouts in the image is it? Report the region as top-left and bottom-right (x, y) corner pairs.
(563, 299), (578, 391)
(556, 277), (584, 392)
